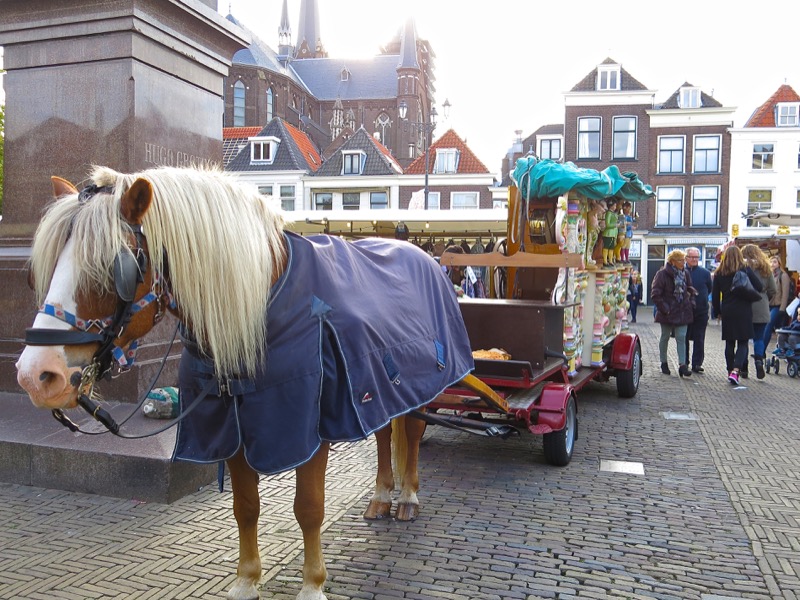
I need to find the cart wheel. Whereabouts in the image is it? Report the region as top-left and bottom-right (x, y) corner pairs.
(775, 359), (780, 375)
(542, 394), (577, 467)
(615, 342), (642, 398)
(788, 361), (798, 378)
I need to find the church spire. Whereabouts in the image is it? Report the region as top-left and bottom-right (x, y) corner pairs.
(398, 18), (420, 70)
(278, 0), (292, 57)
(295, 0), (326, 59)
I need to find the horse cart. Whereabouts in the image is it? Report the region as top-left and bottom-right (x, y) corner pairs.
(433, 158), (654, 465)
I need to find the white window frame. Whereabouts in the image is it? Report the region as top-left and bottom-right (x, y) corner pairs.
(258, 185), (273, 196)
(752, 143), (774, 170)
(658, 136), (685, 174)
(693, 135), (721, 174)
(612, 116), (637, 160)
(342, 192), (361, 210)
(777, 102), (799, 127)
(577, 117), (601, 160)
(746, 190), (772, 228)
(434, 148), (459, 174)
(370, 191), (388, 209)
(655, 186), (684, 227)
(451, 191), (479, 210)
(250, 136), (279, 164)
(427, 191), (441, 210)
(539, 138), (562, 161)
(596, 65), (620, 91)
(342, 151), (366, 175)
(280, 185), (296, 211)
(679, 86), (701, 109)
(691, 185), (719, 227)
(314, 192), (333, 211)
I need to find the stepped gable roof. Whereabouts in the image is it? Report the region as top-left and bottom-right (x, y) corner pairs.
(311, 126), (403, 177)
(405, 129), (490, 175)
(225, 118), (321, 173)
(570, 57), (649, 92)
(658, 82), (723, 109)
(222, 126), (263, 167)
(745, 84), (800, 127)
(291, 56), (401, 100)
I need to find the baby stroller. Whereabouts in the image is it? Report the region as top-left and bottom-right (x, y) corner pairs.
(765, 329), (800, 378)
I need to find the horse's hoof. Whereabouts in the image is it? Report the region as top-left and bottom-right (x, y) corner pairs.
(226, 579), (260, 600)
(363, 500), (392, 520)
(394, 502), (419, 522)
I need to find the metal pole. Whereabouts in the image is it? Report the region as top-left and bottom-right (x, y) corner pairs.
(423, 126), (430, 211)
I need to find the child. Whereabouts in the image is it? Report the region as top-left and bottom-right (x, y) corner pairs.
(602, 199), (618, 267)
(620, 202), (634, 263)
(774, 305), (800, 357)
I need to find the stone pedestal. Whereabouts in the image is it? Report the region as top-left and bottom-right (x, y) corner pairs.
(0, 0), (248, 400)
(0, 0), (247, 500)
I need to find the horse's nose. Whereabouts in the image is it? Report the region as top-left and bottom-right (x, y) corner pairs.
(16, 350), (77, 408)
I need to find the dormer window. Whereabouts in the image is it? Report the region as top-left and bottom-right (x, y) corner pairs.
(250, 136), (279, 164)
(597, 65), (620, 91)
(342, 150), (366, 175)
(341, 67), (350, 82)
(434, 148), (459, 174)
(776, 102), (799, 127)
(679, 86), (701, 108)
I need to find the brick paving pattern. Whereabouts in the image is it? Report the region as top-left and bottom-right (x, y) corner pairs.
(1, 308), (799, 599)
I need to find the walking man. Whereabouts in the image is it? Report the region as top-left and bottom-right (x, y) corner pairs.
(685, 247), (713, 373)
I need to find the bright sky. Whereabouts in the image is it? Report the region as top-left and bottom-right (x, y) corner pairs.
(224, 0), (797, 178)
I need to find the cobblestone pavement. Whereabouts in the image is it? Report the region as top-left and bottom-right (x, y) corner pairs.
(2, 308), (799, 599)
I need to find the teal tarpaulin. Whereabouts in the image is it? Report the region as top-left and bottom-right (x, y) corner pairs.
(512, 157), (655, 202)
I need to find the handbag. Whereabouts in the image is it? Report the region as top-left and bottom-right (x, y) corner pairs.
(731, 269), (762, 302)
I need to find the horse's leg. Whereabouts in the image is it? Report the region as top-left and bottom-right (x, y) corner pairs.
(294, 443), (330, 600)
(226, 450), (262, 600)
(363, 423), (394, 519)
(395, 414), (425, 522)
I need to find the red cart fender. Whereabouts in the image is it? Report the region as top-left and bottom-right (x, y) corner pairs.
(535, 383), (575, 432)
(609, 332), (639, 370)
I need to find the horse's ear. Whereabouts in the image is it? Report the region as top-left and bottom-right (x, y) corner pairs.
(120, 178), (153, 224)
(51, 176), (78, 198)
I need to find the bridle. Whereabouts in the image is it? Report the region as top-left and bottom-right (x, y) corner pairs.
(23, 184), (185, 437)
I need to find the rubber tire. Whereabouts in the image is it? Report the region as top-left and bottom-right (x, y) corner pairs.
(616, 342), (642, 398)
(542, 394), (577, 467)
(775, 359), (781, 375)
(788, 361), (798, 378)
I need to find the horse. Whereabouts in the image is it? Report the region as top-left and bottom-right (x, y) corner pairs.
(15, 165), (478, 600)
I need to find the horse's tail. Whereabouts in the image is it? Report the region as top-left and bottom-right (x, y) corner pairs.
(391, 416), (408, 486)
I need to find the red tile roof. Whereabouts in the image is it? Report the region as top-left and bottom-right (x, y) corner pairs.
(405, 129), (490, 174)
(745, 84), (800, 127)
(223, 126), (262, 139)
(282, 120), (322, 171)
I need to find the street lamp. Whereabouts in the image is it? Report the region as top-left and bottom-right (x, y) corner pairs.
(399, 98), (450, 210)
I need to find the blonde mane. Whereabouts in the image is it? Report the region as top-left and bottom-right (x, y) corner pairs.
(31, 166), (287, 378)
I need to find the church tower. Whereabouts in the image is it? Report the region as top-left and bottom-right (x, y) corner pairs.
(295, 0), (327, 59)
(277, 0), (293, 58)
(396, 18), (424, 161)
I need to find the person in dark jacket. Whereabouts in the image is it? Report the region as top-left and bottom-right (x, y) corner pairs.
(651, 249), (696, 377)
(627, 271), (643, 323)
(684, 247), (713, 373)
(712, 245), (764, 385)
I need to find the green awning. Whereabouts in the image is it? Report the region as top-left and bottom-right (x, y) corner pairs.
(512, 157), (655, 203)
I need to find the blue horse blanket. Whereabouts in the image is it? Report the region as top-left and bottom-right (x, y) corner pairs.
(173, 231), (474, 474)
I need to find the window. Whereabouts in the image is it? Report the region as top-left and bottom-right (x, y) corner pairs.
(434, 149), (458, 173)
(280, 185), (295, 211)
(796, 189), (800, 210)
(613, 116), (636, 159)
(777, 102), (799, 127)
(797, 143), (800, 169)
(451, 192), (479, 210)
(691, 186), (719, 227)
(656, 186), (683, 227)
(250, 136), (278, 164)
(693, 135), (721, 173)
(427, 191), (441, 210)
(233, 80), (245, 126)
(746, 190), (772, 227)
(658, 136), (684, 174)
(540, 138), (561, 161)
(266, 88), (274, 122)
(343, 192), (360, 210)
(342, 151), (365, 175)
(679, 87), (701, 108)
(370, 191), (388, 209)
(752, 144), (774, 170)
(315, 192), (333, 211)
(577, 117), (601, 159)
(408, 144), (415, 159)
(597, 65), (620, 91)
(258, 185), (273, 196)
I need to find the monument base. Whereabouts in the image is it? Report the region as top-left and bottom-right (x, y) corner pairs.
(0, 392), (216, 504)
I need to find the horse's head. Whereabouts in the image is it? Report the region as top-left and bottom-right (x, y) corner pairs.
(16, 176), (170, 409)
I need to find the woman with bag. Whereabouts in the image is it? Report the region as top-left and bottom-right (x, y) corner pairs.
(742, 244), (776, 379)
(764, 255), (793, 352)
(651, 250), (696, 377)
(712, 245), (764, 384)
